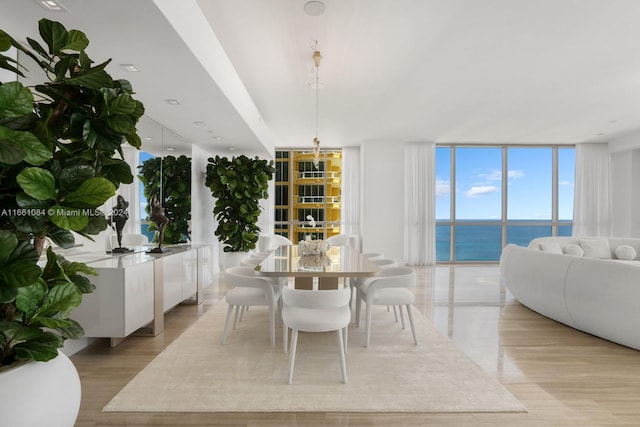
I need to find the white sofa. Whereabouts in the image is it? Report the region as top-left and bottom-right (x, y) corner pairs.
(500, 236), (640, 351)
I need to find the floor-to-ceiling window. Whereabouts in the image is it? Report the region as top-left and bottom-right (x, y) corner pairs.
(436, 145), (575, 262)
(274, 149), (342, 242)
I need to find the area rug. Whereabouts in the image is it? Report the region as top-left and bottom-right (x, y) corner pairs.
(103, 302), (526, 413)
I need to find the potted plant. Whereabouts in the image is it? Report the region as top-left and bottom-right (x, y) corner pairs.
(138, 154), (191, 244)
(205, 155), (275, 266)
(0, 18), (143, 426)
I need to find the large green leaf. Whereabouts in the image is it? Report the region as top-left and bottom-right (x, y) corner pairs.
(13, 332), (62, 362)
(16, 167), (56, 200)
(12, 130), (50, 165)
(38, 18), (68, 55)
(65, 58), (113, 89)
(108, 93), (136, 115)
(64, 177), (115, 207)
(0, 137), (26, 164)
(15, 280), (46, 316)
(9, 214), (46, 235)
(48, 227), (75, 248)
(0, 230), (18, 261)
(0, 126), (49, 165)
(62, 29), (89, 52)
(0, 81), (34, 118)
(37, 281), (82, 316)
(0, 258), (42, 289)
(49, 205), (90, 231)
(59, 164), (95, 192)
(102, 160), (133, 184)
(106, 115), (135, 134)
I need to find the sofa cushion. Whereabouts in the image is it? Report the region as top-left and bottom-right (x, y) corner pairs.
(540, 242), (563, 254)
(564, 243), (584, 257)
(579, 238), (612, 259)
(614, 244), (637, 260)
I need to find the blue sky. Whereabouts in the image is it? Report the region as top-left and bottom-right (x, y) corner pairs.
(436, 147), (575, 220)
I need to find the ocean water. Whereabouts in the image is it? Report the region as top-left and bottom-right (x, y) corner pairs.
(436, 221), (573, 262)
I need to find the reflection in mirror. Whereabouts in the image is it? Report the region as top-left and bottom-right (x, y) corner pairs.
(136, 116), (192, 245)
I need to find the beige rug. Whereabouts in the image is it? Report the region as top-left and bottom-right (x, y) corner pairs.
(103, 302), (526, 413)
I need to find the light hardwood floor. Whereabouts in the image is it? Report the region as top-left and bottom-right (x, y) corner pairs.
(71, 265), (640, 426)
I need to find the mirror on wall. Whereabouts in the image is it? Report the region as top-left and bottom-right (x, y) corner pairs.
(136, 116), (192, 245)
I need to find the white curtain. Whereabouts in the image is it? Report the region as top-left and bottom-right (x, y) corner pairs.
(341, 147), (361, 247)
(404, 142), (436, 265)
(572, 143), (611, 237)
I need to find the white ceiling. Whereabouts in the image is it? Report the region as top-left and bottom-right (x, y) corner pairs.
(4, 0), (640, 157)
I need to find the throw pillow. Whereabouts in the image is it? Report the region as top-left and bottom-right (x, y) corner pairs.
(615, 245), (637, 260)
(579, 238), (612, 259)
(540, 242), (563, 254)
(564, 244), (584, 257)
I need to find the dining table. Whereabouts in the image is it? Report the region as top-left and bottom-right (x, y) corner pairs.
(256, 244), (380, 290)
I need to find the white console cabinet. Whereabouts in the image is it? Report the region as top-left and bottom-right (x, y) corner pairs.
(69, 245), (212, 346)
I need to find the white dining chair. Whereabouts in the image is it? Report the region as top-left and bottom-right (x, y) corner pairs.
(222, 266), (282, 348)
(326, 234), (360, 250)
(354, 267), (418, 348)
(281, 286), (351, 384)
(258, 233), (294, 252)
(351, 258), (397, 311)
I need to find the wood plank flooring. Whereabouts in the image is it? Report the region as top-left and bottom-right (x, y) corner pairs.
(71, 265), (640, 426)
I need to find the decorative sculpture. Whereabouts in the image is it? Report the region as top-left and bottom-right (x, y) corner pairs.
(148, 193), (169, 253)
(107, 195), (133, 253)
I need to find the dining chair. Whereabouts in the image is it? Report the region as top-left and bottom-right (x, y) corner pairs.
(350, 258), (397, 311)
(362, 252), (384, 260)
(326, 234), (360, 250)
(221, 266), (282, 348)
(281, 286), (351, 384)
(354, 266), (418, 348)
(258, 233), (294, 252)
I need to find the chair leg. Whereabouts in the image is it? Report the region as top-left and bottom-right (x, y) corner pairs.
(392, 305), (399, 322)
(238, 305), (245, 322)
(283, 323), (288, 354)
(233, 305), (241, 329)
(355, 291), (361, 327)
(365, 303), (372, 348)
(269, 305), (275, 348)
(406, 304), (418, 345)
(343, 324), (348, 354)
(287, 329), (299, 384)
(398, 305), (406, 329)
(222, 305), (234, 345)
(337, 328), (347, 384)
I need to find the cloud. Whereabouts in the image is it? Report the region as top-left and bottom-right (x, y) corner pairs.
(476, 169), (524, 183)
(508, 170), (524, 179)
(465, 185), (499, 197)
(436, 179), (450, 197)
(477, 170), (502, 182)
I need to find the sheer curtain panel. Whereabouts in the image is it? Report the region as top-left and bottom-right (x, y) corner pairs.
(404, 142), (436, 265)
(341, 147), (361, 245)
(573, 143), (611, 237)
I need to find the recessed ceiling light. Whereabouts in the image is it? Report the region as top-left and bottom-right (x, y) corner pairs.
(165, 99), (180, 105)
(213, 136), (223, 140)
(228, 147), (236, 151)
(120, 64), (140, 72)
(194, 121), (205, 126)
(165, 147), (175, 151)
(34, 0), (68, 12)
(304, 1), (326, 16)
(596, 132), (606, 136)
(143, 137), (153, 141)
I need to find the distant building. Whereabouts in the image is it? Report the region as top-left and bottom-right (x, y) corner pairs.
(275, 150), (342, 242)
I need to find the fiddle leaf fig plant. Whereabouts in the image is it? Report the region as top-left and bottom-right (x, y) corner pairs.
(205, 155), (275, 252)
(0, 18), (144, 367)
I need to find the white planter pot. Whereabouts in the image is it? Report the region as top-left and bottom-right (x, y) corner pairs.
(0, 351), (81, 427)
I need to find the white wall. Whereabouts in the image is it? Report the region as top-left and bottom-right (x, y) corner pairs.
(609, 130), (640, 238)
(361, 140), (405, 263)
(191, 144), (219, 269)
